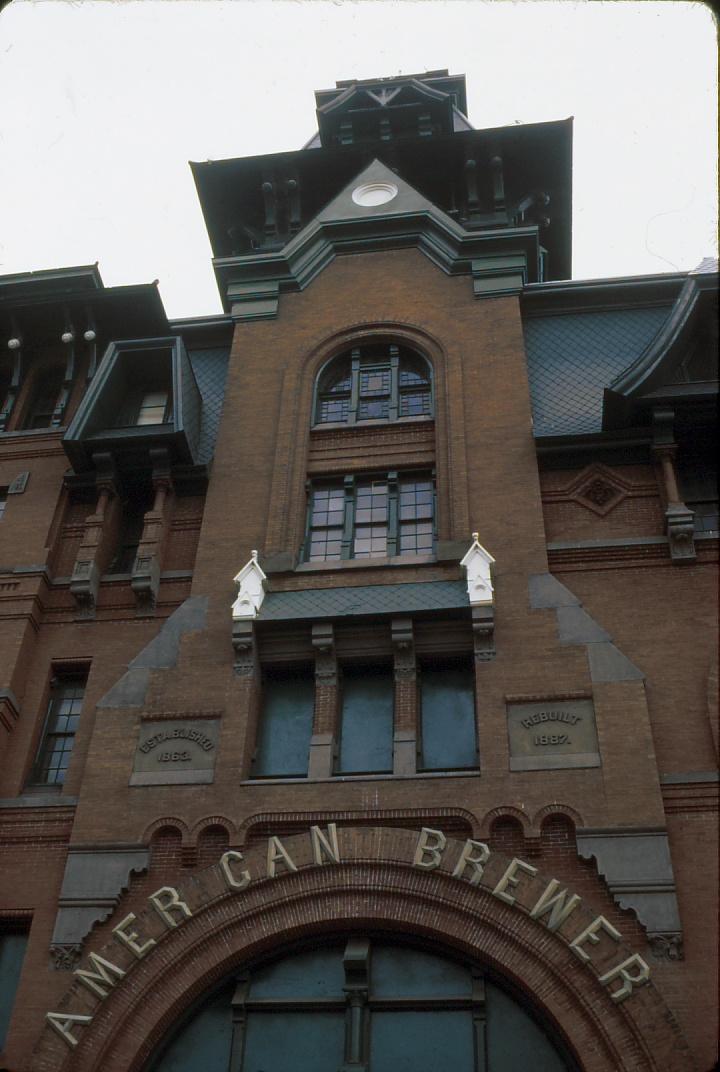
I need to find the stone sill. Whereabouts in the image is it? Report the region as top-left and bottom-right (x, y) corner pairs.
(242, 770), (480, 786)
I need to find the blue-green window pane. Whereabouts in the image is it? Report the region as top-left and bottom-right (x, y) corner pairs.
(0, 931), (28, 1048)
(420, 663), (477, 770)
(371, 1010), (474, 1072)
(249, 948), (345, 998)
(243, 1012), (345, 1072)
(254, 669), (314, 777)
(486, 982), (570, 1072)
(152, 990), (232, 1072)
(337, 665), (393, 773)
(371, 945), (471, 998)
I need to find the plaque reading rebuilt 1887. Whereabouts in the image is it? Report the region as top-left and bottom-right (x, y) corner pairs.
(506, 699), (600, 771)
(130, 719), (220, 786)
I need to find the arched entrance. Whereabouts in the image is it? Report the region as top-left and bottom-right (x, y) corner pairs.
(31, 827), (694, 1072)
(148, 937), (576, 1071)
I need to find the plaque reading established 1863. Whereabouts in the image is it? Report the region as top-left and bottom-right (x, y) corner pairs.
(130, 719), (220, 786)
(506, 699), (600, 771)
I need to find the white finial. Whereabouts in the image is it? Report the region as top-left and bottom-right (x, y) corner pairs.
(232, 551), (267, 620)
(460, 533), (495, 607)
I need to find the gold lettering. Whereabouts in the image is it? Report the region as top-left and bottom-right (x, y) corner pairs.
(451, 839), (491, 884)
(220, 850), (251, 890)
(74, 951), (126, 999)
(598, 954), (651, 1003)
(46, 1011), (93, 1049)
(569, 915), (621, 962)
(412, 827), (447, 870)
(149, 886), (193, 928)
(530, 879), (582, 931)
(310, 823), (341, 865)
(492, 857), (538, 905)
(266, 835), (298, 878)
(112, 913), (157, 959)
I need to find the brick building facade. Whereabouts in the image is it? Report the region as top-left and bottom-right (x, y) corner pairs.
(0, 71), (717, 1072)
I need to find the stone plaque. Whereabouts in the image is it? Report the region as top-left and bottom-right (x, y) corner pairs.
(506, 699), (600, 771)
(130, 719), (219, 786)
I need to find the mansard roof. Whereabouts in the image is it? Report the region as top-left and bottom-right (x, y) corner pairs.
(522, 265), (718, 440)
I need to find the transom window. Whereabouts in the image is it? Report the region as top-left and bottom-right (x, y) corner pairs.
(315, 344), (432, 426)
(304, 472), (435, 562)
(150, 940), (573, 1072)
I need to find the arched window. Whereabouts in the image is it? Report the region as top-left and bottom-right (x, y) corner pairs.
(315, 343), (432, 426)
(149, 939), (574, 1072)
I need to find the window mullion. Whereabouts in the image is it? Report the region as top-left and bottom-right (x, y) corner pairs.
(386, 471), (399, 557)
(348, 352), (361, 425)
(471, 971), (488, 1072)
(342, 475), (356, 560)
(389, 346), (399, 421)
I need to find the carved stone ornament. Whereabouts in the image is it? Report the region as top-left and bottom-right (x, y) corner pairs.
(232, 551), (267, 620)
(665, 504), (697, 563)
(460, 533), (495, 607)
(582, 478), (620, 509)
(649, 933), (684, 962)
(50, 944), (83, 971)
(232, 620), (257, 677)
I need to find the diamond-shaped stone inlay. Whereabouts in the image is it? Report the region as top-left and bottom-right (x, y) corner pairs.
(576, 473), (626, 516)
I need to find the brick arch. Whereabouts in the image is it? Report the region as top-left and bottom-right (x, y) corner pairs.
(142, 816), (191, 847)
(265, 317), (468, 552)
(480, 805), (532, 837)
(31, 827), (692, 1072)
(190, 815), (237, 843)
(533, 803), (585, 834)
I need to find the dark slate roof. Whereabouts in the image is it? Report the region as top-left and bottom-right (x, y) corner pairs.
(523, 306), (672, 437)
(188, 347), (230, 464)
(257, 580), (469, 622)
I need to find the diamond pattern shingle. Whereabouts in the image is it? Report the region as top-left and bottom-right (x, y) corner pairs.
(258, 580), (469, 621)
(523, 307), (671, 437)
(188, 347), (230, 463)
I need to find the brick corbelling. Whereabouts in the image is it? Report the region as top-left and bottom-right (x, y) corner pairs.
(31, 828), (694, 1072)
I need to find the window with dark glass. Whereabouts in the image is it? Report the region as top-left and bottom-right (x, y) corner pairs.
(116, 387), (172, 428)
(678, 431), (719, 533)
(29, 671), (87, 786)
(21, 367), (64, 430)
(315, 344), (432, 426)
(419, 657), (478, 771)
(305, 472), (435, 562)
(149, 940), (574, 1072)
(253, 665), (315, 778)
(0, 488), (6, 521)
(107, 486), (155, 574)
(336, 663), (394, 774)
(0, 921), (30, 1050)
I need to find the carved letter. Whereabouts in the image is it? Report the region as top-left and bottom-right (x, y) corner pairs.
(46, 1011), (93, 1049)
(530, 879), (582, 931)
(220, 850), (251, 890)
(412, 827), (447, 870)
(451, 839), (491, 884)
(598, 954), (651, 1003)
(266, 836), (298, 878)
(492, 857), (538, 906)
(148, 886), (193, 929)
(311, 823), (341, 865)
(569, 915), (621, 963)
(74, 951), (126, 999)
(112, 913), (157, 959)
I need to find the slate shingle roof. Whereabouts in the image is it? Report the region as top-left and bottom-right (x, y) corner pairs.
(523, 306), (672, 437)
(258, 580), (469, 621)
(188, 347), (230, 463)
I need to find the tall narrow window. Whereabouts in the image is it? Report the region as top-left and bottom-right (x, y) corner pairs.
(253, 665), (315, 777)
(21, 367), (64, 430)
(0, 921), (30, 1049)
(108, 486), (155, 574)
(314, 344), (432, 426)
(419, 658), (477, 771)
(0, 488), (6, 521)
(336, 664), (394, 774)
(30, 671), (87, 786)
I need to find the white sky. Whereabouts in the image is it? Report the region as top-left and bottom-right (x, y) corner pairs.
(0, 0), (716, 318)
